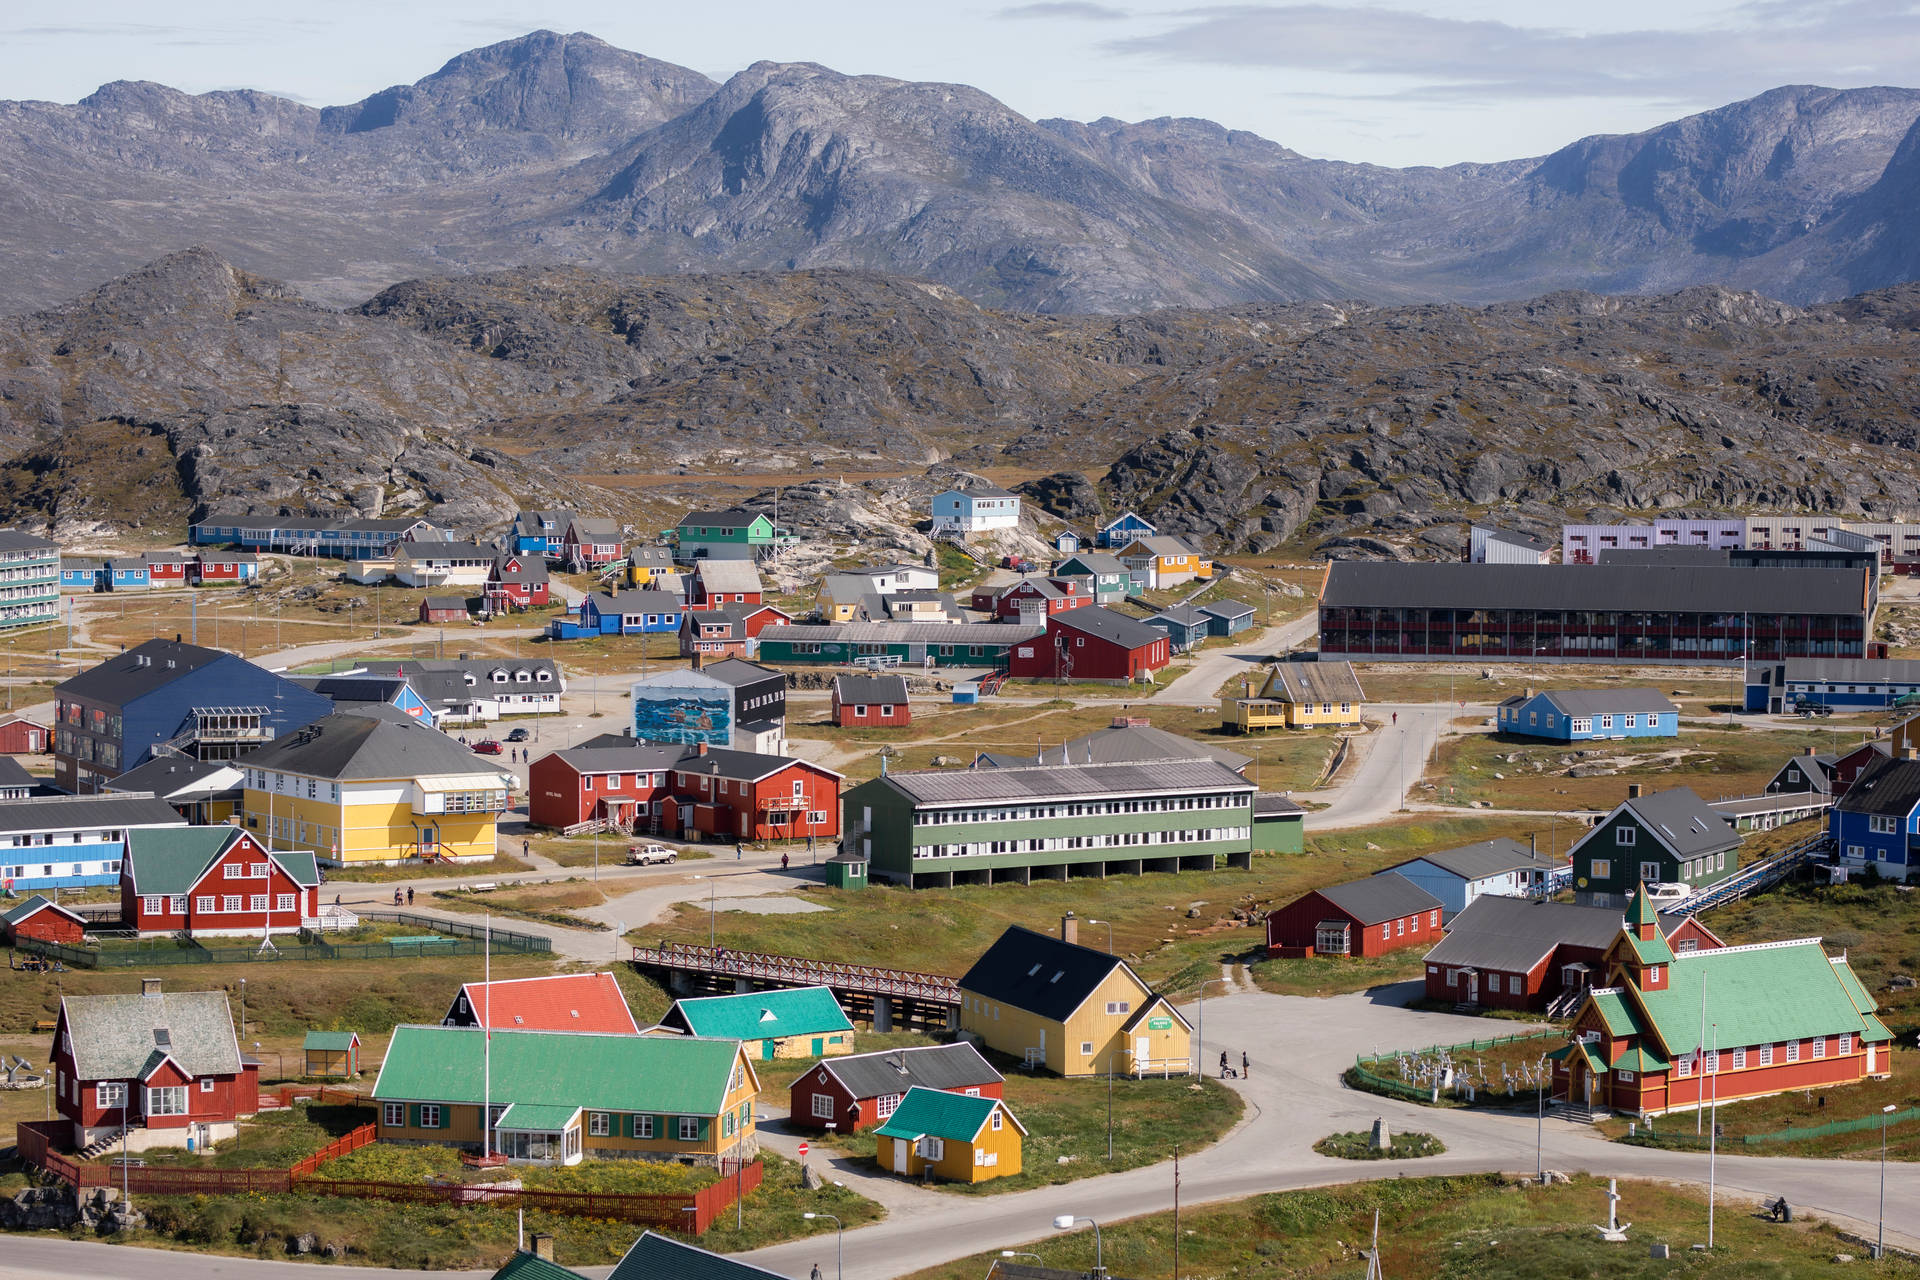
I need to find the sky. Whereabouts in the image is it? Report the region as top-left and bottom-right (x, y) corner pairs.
(6, 0), (1920, 167)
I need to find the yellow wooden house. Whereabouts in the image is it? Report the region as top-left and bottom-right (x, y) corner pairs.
(874, 1087), (1025, 1183)
(238, 712), (513, 865)
(1115, 536), (1213, 588)
(957, 917), (1193, 1077)
(372, 1025), (759, 1167)
(1222, 661), (1366, 731)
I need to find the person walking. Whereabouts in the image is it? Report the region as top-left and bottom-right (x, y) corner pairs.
(522, 839), (530, 859)
(1219, 1050), (1230, 1079)
(781, 852), (789, 870)
(811, 1266), (823, 1280)
(393, 887), (402, 907)
(406, 886), (415, 907)
(1391, 711), (1398, 725)
(1241, 1050), (1250, 1079)
(736, 842), (744, 861)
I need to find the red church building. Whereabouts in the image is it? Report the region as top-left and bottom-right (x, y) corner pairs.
(831, 674), (911, 728)
(527, 741), (685, 831)
(51, 978), (258, 1153)
(120, 827), (320, 938)
(1552, 888), (1894, 1117)
(1005, 609), (1171, 684)
(789, 1043), (1004, 1133)
(664, 744), (842, 843)
(1266, 873), (1443, 959)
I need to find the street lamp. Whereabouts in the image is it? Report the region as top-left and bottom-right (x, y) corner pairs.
(988, 1252), (1043, 1280)
(802, 1212), (843, 1280)
(1085, 918), (1115, 954)
(1051, 1215), (1104, 1279)
(1535, 1052), (1549, 1183)
(1879, 1103), (1899, 1259)
(694, 875), (717, 949)
(1192, 977), (1230, 1077)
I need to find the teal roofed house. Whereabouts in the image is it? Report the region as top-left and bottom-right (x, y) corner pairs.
(658, 984), (855, 1061)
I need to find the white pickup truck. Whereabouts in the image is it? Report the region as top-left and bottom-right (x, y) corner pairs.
(624, 843), (678, 866)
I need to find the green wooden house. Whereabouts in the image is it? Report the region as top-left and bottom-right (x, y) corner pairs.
(674, 509), (793, 558)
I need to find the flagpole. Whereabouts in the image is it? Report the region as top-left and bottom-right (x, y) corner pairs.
(484, 913), (492, 1160)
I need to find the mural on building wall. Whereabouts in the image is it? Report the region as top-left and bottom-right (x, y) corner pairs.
(632, 684), (730, 746)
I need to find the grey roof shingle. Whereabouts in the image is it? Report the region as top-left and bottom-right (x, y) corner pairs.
(1055, 552), (1128, 576)
(1199, 599), (1256, 620)
(61, 987), (243, 1082)
(56, 639), (230, 705)
(105, 755), (243, 801)
(237, 712), (508, 782)
(1499, 688), (1679, 717)
(1780, 658), (1920, 685)
(0, 529), (57, 554)
(1606, 787), (1739, 857)
(550, 743), (689, 773)
(879, 758), (1252, 806)
(1383, 838), (1562, 883)
(1835, 755), (1920, 817)
(0, 793), (185, 835)
(833, 674), (910, 704)
(1253, 793), (1305, 818)
(1149, 604), (1211, 627)
(1322, 561), (1872, 616)
(695, 658), (783, 688)
(1312, 873), (1443, 925)
(1264, 661), (1366, 705)
(1422, 895), (1697, 971)
(978, 724), (1248, 773)
(819, 1042), (1004, 1099)
(695, 561), (764, 594)
(672, 747), (839, 784)
(1052, 607), (1167, 650)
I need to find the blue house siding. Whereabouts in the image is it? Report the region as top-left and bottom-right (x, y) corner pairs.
(121, 659), (334, 773)
(1201, 609), (1256, 637)
(0, 842), (128, 891)
(1829, 808), (1918, 878)
(1496, 692), (1679, 742)
(1144, 616), (1209, 651)
(1380, 861), (1537, 919)
(1098, 513), (1156, 548)
(577, 600), (682, 636)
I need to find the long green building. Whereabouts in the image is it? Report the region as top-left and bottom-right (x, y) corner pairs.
(843, 759), (1256, 888)
(757, 622), (1042, 669)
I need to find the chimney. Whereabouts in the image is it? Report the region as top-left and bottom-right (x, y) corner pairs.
(1805, 746), (1816, 756)
(1905, 748), (1917, 762)
(696, 742), (709, 757)
(141, 977), (162, 999)
(1523, 687), (1535, 699)
(1061, 911), (1079, 945)
(1627, 783), (1643, 800)
(531, 1234), (555, 1262)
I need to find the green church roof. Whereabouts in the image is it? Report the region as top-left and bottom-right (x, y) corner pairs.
(1634, 939), (1876, 1057)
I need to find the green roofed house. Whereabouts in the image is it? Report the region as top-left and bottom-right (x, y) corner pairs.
(657, 984), (855, 1061)
(1552, 883), (1894, 1119)
(119, 825), (320, 938)
(873, 1086), (1026, 1183)
(302, 1031), (361, 1078)
(372, 1024), (760, 1167)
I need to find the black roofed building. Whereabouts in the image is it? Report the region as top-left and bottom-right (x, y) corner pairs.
(975, 717), (1249, 773)
(957, 918), (1192, 1076)
(1568, 785), (1741, 907)
(841, 758), (1256, 888)
(831, 673), (911, 728)
(788, 1041), (1005, 1132)
(1265, 872), (1444, 958)
(1317, 561), (1875, 665)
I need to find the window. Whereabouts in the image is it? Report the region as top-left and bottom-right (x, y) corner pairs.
(1840, 1033), (1853, 1055)
(1760, 1044), (1774, 1066)
(1786, 1041), (1801, 1062)
(169, 895), (185, 914)
(990, 1110), (1003, 1132)
(420, 1104), (442, 1128)
(201, 1077), (215, 1093)
(1380, 923), (1390, 941)
(1395, 918), (1404, 936)
(147, 1085), (188, 1116)
(876, 1093), (902, 1119)
(222, 895), (241, 912)
(589, 1112), (611, 1137)
(1104, 1001), (1131, 1015)
(633, 1114), (655, 1139)
(1617, 1069), (1636, 1082)
(1731, 1048), (1746, 1070)
(1868, 815), (1898, 835)
(1676, 1054), (1693, 1077)
(224, 864), (240, 879)
(678, 1116), (701, 1142)
(95, 1082), (127, 1109)
(1640, 861), (1661, 883)
(196, 896), (213, 913)
(1705, 1051), (1718, 1073)
(143, 895), (164, 916)
(1615, 827), (1636, 846)
(249, 895), (267, 912)
(916, 1135), (945, 1161)
(384, 1102), (405, 1127)
(1590, 859), (1611, 880)
(1813, 1038), (1826, 1060)
(1509, 975), (1524, 994)
(812, 1094), (836, 1120)
(1080, 1041), (1094, 1056)
(276, 894), (295, 912)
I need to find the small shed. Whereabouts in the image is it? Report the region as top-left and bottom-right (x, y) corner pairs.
(0, 714), (50, 754)
(303, 1030), (362, 1077)
(1199, 599), (1257, 637)
(420, 597), (469, 624)
(824, 851), (869, 890)
(1, 894), (87, 946)
(874, 1086), (1025, 1183)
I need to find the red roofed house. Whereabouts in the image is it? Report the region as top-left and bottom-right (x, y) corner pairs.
(527, 741), (686, 831)
(1, 894), (88, 946)
(51, 978), (259, 1153)
(789, 1042), (1004, 1133)
(441, 972), (641, 1035)
(119, 826), (321, 938)
(1266, 873), (1444, 959)
(1005, 608), (1172, 684)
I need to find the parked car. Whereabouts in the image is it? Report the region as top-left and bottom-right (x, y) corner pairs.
(505, 727), (531, 742)
(625, 843), (677, 865)
(472, 740), (504, 756)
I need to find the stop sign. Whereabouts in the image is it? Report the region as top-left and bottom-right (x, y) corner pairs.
(798, 1142), (809, 1159)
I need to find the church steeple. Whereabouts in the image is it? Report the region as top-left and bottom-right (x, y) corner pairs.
(1628, 882), (1661, 941)
(1605, 884), (1676, 989)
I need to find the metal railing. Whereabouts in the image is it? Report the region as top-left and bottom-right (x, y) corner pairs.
(1674, 831), (1830, 916)
(632, 941), (960, 1003)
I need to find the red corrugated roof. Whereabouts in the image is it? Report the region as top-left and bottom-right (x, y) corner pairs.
(457, 972), (639, 1035)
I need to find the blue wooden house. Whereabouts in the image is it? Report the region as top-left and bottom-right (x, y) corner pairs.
(104, 558), (151, 592)
(1144, 604), (1212, 652)
(61, 557), (104, 592)
(1097, 511), (1156, 548)
(1052, 530), (1082, 554)
(1199, 599), (1256, 637)
(512, 510), (572, 559)
(1495, 688), (1679, 741)
(562, 589), (684, 637)
(1830, 754), (1920, 882)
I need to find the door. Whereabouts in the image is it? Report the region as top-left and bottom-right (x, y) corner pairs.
(762, 1040), (776, 1061)
(892, 1137), (909, 1174)
(1135, 1035), (1150, 1073)
(1466, 971), (1479, 1004)
(811, 1038), (825, 1056)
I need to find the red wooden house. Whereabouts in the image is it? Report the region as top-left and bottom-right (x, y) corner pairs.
(120, 826), (320, 938)
(831, 674), (911, 728)
(486, 554), (551, 610)
(1552, 888), (1894, 1118)
(1828, 740), (1891, 797)
(789, 1042), (1004, 1133)
(1422, 895), (1723, 1013)
(419, 596), (469, 624)
(142, 552), (189, 589)
(51, 978), (258, 1152)
(1, 894), (87, 946)
(1005, 608), (1172, 683)
(0, 713), (49, 753)
(527, 742), (686, 831)
(664, 744), (842, 843)
(993, 577), (1093, 623)
(1266, 873), (1443, 959)
(441, 972), (641, 1035)
(563, 517), (624, 570)
(189, 551), (257, 584)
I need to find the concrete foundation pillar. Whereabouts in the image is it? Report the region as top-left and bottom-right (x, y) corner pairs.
(873, 996), (893, 1033)
(735, 977), (752, 993)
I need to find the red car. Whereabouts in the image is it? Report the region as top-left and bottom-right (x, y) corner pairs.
(472, 740), (504, 755)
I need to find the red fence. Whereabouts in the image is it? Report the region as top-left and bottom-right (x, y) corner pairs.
(15, 1116), (763, 1235)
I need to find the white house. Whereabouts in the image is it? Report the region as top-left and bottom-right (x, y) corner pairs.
(932, 486), (1021, 534)
(394, 543), (493, 589)
(848, 563), (939, 595)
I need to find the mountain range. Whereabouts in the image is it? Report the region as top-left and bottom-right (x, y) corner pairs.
(4, 31), (1920, 313)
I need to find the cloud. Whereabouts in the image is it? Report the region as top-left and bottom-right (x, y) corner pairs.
(999, 2), (1132, 19)
(1105, 0), (1920, 103)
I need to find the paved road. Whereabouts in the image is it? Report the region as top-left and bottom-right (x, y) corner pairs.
(1151, 612), (1317, 706)
(1304, 703), (1490, 829)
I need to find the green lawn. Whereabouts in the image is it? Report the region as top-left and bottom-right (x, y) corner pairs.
(323, 853), (534, 883)
(84, 1103), (373, 1170)
(899, 1174), (1920, 1280)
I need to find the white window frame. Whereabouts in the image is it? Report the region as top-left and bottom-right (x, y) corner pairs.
(678, 1115), (701, 1142)
(384, 1102), (405, 1127)
(811, 1093), (836, 1120)
(95, 1082), (127, 1109)
(589, 1111), (612, 1137)
(1760, 1044), (1774, 1066)
(146, 1085), (189, 1116)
